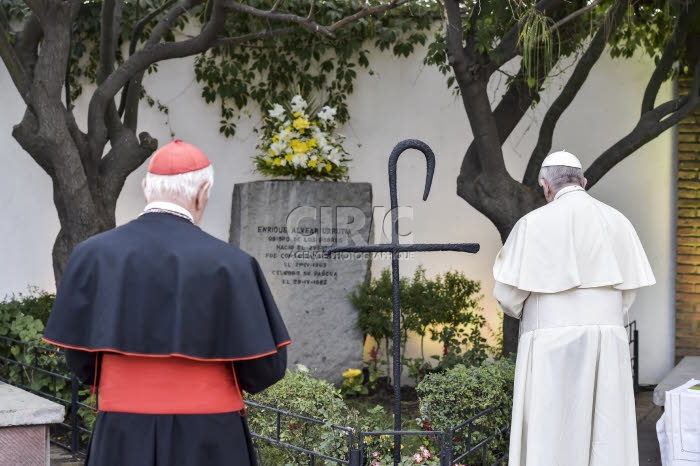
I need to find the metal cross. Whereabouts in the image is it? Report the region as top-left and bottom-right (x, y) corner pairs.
(325, 139), (480, 465)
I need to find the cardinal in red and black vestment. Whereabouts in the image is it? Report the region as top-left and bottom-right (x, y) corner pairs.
(43, 140), (291, 466)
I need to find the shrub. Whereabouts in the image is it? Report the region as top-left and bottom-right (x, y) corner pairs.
(0, 290), (61, 392)
(0, 289), (95, 449)
(246, 369), (353, 465)
(416, 359), (515, 465)
(350, 267), (490, 383)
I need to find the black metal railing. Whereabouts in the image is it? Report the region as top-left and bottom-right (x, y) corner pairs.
(0, 322), (640, 465)
(627, 320), (639, 393)
(0, 335), (92, 454)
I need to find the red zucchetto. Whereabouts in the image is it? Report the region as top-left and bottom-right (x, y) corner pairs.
(147, 139), (211, 175)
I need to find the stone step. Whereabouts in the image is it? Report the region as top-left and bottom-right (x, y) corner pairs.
(50, 444), (83, 465)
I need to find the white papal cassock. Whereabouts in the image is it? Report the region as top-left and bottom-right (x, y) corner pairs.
(493, 185), (656, 466)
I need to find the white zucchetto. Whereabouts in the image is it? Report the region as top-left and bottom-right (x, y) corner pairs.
(541, 150), (582, 169)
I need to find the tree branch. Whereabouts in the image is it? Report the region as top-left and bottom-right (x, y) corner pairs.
(101, 130), (158, 201)
(144, 0), (202, 47)
(443, 0), (469, 84)
(98, 0), (123, 85)
(12, 13), (42, 76)
(119, 0), (178, 126)
(523, 0), (625, 188)
(549, 0), (604, 34)
(586, 56), (700, 189)
(89, 0), (215, 153)
(0, 13), (33, 105)
(12, 110), (54, 177)
(212, 27), (296, 46)
(132, 0), (178, 54)
(326, 1), (408, 33)
(223, 0), (408, 38)
(29, 0), (74, 101)
(641, 0), (699, 114)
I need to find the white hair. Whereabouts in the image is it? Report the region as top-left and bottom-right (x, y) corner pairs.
(538, 165), (584, 193)
(143, 165), (214, 203)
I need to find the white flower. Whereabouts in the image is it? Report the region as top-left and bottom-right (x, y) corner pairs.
(292, 153), (309, 167)
(268, 104), (285, 119)
(317, 105), (337, 122)
(278, 129), (293, 142)
(316, 136), (329, 150)
(271, 142), (287, 155)
(327, 147), (342, 165)
(295, 364), (309, 373)
(280, 158), (287, 166)
(291, 95), (307, 113)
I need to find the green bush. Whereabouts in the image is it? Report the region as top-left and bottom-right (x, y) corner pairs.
(246, 369), (353, 465)
(0, 290), (62, 392)
(350, 267), (491, 383)
(0, 289), (95, 448)
(416, 359), (515, 465)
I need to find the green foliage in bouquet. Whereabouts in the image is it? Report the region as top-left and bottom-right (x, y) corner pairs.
(254, 95), (350, 181)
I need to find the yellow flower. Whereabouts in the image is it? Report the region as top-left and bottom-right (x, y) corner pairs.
(285, 154), (293, 162)
(268, 150), (276, 156)
(274, 157), (282, 166)
(285, 126), (292, 132)
(342, 368), (362, 378)
(272, 134), (279, 143)
(293, 111), (301, 118)
(325, 163), (333, 173)
(308, 138), (317, 148)
(308, 159), (317, 168)
(293, 117), (310, 131)
(264, 157), (273, 167)
(290, 140), (309, 154)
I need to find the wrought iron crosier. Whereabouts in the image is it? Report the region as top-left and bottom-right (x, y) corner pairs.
(325, 139), (480, 465)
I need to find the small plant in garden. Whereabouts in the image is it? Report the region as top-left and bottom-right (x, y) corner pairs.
(254, 94), (350, 181)
(416, 359), (515, 465)
(0, 290), (96, 450)
(350, 267), (491, 384)
(369, 444), (441, 466)
(341, 368), (367, 396)
(246, 368), (352, 465)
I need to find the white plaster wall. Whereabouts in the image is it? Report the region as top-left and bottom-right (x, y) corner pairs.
(0, 45), (674, 384)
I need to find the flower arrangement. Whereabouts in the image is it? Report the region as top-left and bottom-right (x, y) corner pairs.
(254, 95), (350, 181)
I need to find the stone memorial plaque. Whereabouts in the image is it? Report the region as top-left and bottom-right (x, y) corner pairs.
(230, 180), (372, 382)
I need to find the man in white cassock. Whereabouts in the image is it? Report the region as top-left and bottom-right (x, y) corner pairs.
(493, 150), (656, 466)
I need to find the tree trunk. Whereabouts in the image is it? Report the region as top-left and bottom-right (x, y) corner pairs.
(457, 148), (545, 356)
(13, 112), (118, 285)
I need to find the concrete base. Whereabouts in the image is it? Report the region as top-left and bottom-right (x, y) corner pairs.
(0, 425), (49, 466)
(0, 382), (65, 466)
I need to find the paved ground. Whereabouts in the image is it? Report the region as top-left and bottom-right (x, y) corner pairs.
(637, 388), (663, 466)
(50, 444), (83, 465)
(50, 390), (665, 465)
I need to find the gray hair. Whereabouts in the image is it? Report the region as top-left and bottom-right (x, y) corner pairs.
(143, 165), (214, 203)
(538, 165), (584, 193)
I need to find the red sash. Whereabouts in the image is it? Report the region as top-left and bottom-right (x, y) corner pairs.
(98, 353), (245, 414)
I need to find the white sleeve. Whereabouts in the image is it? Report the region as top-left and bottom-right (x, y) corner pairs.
(493, 281), (530, 319)
(622, 290), (637, 314)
